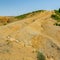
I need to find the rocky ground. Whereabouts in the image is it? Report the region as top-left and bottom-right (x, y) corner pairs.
(0, 11), (60, 60)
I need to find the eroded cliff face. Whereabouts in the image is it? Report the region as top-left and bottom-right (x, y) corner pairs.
(0, 11), (60, 60)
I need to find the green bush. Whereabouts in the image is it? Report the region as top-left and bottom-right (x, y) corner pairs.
(51, 9), (60, 22)
(51, 14), (60, 21)
(59, 8), (60, 13)
(37, 51), (46, 60)
(54, 23), (60, 26)
(54, 10), (60, 16)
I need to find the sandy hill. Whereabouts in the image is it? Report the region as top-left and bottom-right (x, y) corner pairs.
(0, 10), (60, 60)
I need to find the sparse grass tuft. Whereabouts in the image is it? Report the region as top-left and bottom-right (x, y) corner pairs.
(37, 51), (46, 60)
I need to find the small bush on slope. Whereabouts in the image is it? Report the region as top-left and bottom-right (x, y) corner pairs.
(37, 51), (46, 60)
(59, 8), (60, 13)
(51, 14), (60, 22)
(54, 10), (60, 16)
(51, 8), (60, 22)
(51, 9), (60, 26)
(54, 23), (60, 26)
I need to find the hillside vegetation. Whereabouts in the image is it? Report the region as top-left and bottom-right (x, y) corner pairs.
(15, 10), (44, 19)
(51, 8), (60, 26)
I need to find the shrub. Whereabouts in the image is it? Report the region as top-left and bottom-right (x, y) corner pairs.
(51, 14), (60, 22)
(54, 10), (60, 16)
(59, 8), (60, 13)
(54, 23), (60, 26)
(51, 9), (60, 22)
(37, 51), (46, 60)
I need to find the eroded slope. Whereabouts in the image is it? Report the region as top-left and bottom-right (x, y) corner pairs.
(0, 11), (60, 60)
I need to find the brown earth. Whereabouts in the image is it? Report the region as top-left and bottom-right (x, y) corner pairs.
(0, 11), (60, 60)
